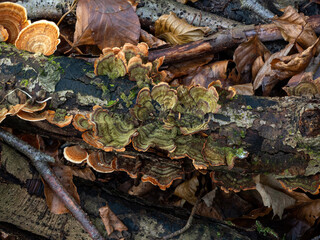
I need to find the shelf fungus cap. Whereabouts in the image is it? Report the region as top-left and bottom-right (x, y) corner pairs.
(0, 2), (30, 43)
(0, 25), (9, 42)
(17, 110), (48, 121)
(128, 55), (153, 87)
(46, 110), (73, 128)
(94, 48), (127, 80)
(73, 114), (93, 132)
(87, 151), (115, 173)
(21, 101), (47, 113)
(63, 145), (88, 164)
(15, 20), (60, 56)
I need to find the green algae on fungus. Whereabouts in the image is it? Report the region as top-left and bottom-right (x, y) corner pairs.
(132, 122), (178, 152)
(203, 135), (248, 169)
(128, 55), (153, 88)
(94, 48), (127, 80)
(84, 106), (137, 152)
(169, 134), (208, 169)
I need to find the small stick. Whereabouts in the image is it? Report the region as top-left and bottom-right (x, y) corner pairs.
(0, 128), (105, 240)
(161, 197), (201, 240)
(57, 0), (78, 26)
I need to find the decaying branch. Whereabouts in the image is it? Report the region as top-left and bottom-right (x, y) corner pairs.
(0, 129), (105, 240)
(1, 43), (320, 191)
(148, 15), (320, 63)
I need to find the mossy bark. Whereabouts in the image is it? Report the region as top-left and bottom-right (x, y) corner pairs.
(0, 43), (320, 237)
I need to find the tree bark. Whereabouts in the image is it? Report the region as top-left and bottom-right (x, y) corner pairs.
(1, 42), (320, 193)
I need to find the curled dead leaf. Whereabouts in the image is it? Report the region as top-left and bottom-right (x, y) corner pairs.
(233, 36), (270, 84)
(155, 12), (210, 45)
(272, 6), (317, 49)
(99, 204), (128, 236)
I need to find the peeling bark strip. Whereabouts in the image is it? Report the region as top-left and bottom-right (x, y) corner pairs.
(0, 43), (320, 194)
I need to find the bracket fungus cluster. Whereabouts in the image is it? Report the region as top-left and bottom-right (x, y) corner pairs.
(64, 145), (184, 190)
(15, 20), (60, 56)
(0, 2), (30, 44)
(70, 80), (247, 177)
(0, 2), (60, 55)
(0, 90), (73, 128)
(94, 43), (166, 87)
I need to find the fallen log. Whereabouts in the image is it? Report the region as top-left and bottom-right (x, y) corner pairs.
(1, 42), (319, 193)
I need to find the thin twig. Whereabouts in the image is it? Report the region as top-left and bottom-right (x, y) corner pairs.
(0, 129), (105, 240)
(57, 0), (78, 26)
(161, 197), (201, 240)
(60, 34), (84, 55)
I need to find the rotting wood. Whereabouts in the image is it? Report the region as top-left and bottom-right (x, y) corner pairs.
(148, 15), (320, 63)
(1, 43), (320, 194)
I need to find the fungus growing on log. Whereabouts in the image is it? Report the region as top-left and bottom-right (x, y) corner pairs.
(64, 145), (88, 164)
(72, 114), (93, 132)
(21, 101), (46, 113)
(15, 20), (60, 56)
(0, 90), (29, 123)
(0, 25), (8, 42)
(87, 151), (115, 173)
(16, 110), (47, 121)
(0, 2), (30, 43)
(94, 48), (127, 80)
(132, 123), (178, 152)
(127, 55), (153, 87)
(121, 42), (149, 62)
(76, 106), (137, 152)
(46, 110), (73, 127)
(169, 134), (208, 170)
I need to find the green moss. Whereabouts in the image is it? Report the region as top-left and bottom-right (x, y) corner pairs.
(255, 221), (278, 238)
(20, 79), (29, 87)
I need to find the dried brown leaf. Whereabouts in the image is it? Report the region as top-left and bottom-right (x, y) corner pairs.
(195, 201), (223, 220)
(73, 0), (140, 50)
(182, 60), (234, 88)
(128, 181), (156, 196)
(232, 83), (254, 95)
(272, 6), (317, 48)
(43, 165), (80, 214)
(99, 204), (128, 235)
(155, 12), (210, 45)
(292, 199), (320, 226)
(253, 43), (294, 94)
(233, 36), (270, 84)
(174, 175), (199, 205)
(254, 175), (303, 218)
(271, 38), (320, 80)
(140, 29), (166, 48)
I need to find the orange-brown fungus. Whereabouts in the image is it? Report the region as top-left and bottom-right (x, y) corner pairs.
(46, 110), (73, 128)
(0, 2), (29, 43)
(15, 20), (60, 56)
(63, 145), (88, 164)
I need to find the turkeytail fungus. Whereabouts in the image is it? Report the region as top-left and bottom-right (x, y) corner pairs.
(87, 151), (115, 173)
(0, 2), (30, 43)
(15, 20), (60, 56)
(94, 48), (127, 80)
(46, 110), (73, 128)
(0, 25), (8, 42)
(63, 145), (88, 164)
